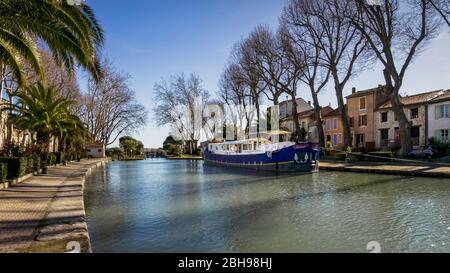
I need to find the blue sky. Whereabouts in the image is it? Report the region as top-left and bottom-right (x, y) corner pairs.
(85, 0), (450, 148)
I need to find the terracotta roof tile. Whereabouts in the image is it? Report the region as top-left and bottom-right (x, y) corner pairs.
(377, 89), (445, 109)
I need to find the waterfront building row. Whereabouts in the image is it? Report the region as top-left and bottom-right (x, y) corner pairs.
(280, 86), (450, 151)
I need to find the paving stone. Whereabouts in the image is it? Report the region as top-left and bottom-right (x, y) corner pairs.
(0, 159), (107, 253)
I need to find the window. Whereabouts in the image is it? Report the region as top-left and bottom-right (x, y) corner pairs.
(359, 115), (367, 127)
(411, 108), (419, 119)
(437, 129), (450, 143)
(411, 126), (420, 146)
(441, 130), (449, 143)
(326, 119), (331, 131)
(380, 129), (389, 147)
(333, 134), (338, 146)
(356, 134), (365, 145)
(436, 104), (450, 119)
(333, 118), (338, 130)
(98, 149), (102, 152)
(360, 97), (366, 110)
(87, 149), (91, 152)
(349, 117), (354, 127)
(410, 127), (420, 138)
(381, 112), (388, 123)
(326, 135), (331, 142)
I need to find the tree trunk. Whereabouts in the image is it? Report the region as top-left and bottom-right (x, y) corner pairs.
(391, 93), (412, 156)
(290, 94), (302, 142)
(254, 95), (261, 138)
(335, 84), (352, 148)
(311, 90), (325, 147)
(7, 92), (13, 146)
(383, 69), (412, 156)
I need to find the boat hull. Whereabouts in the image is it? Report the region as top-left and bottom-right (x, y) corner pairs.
(204, 143), (320, 173)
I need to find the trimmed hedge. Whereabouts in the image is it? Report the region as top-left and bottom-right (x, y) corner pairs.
(33, 156), (41, 172)
(27, 158), (34, 174)
(0, 163), (7, 183)
(0, 157), (28, 180)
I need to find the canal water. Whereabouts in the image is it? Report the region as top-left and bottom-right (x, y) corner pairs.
(84, 159), (450, 253)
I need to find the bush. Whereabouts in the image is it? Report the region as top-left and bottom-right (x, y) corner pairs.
(194, 148), (202, 156)
(33, 156), (41, 172)
(27, 158), (34, 174)
(48, 153), (57, 166)
(0, 157), (28, 179)
(434, 141), (450, 156)
(0, 163), (7, 183)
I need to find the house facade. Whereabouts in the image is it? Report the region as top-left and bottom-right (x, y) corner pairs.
(428, 90), (450, 143)
(346, 86), (390, 152)
(278, 97), (313, 119)
(281, 106), (333, 142)
(374, 90), (445, 149)
(323, 108), (345, 150)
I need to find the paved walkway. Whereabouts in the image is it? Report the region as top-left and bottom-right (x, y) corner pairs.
(320, 161), (450, 178)
(0, 159), (107, 253)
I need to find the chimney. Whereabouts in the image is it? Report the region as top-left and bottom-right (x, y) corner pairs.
(352, 87), (356, 94)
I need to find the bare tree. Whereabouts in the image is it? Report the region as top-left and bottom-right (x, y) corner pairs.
(249, 25), (304, 139)
(430, 0), (450, 28)
(284, 0), (372, 148)
(29, 50), (81, 102)
(80, 59), (148, 146)
(230, 38), (267, 137)
(153, 73), (209, 154)
(218, 63), (251, 139)
(279, 14), (331, 147)
(352, 0), (443, 155)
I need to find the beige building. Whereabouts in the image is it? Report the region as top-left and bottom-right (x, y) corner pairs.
(346, 86), (390, 151)
(374, 90), (445, 149)
(278, 97), (313, 119)
(323, 108), (346, 150)
(281, 106), (333, 142)
(86, 143), (106, 158)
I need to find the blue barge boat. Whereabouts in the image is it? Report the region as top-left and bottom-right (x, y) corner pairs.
(202, 139), (320, 173)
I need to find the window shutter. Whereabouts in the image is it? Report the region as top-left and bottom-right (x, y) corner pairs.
(435, 130), (441, 142)
(436, 106), (441, 120)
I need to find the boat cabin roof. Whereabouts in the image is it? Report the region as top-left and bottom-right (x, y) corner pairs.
(211, 138), (271, 146)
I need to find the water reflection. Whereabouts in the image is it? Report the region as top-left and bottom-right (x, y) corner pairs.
(84, 159), (450, 253)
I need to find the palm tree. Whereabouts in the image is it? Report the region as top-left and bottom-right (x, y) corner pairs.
(10, 83), (88, 173)
(0, 0), (104, 85)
